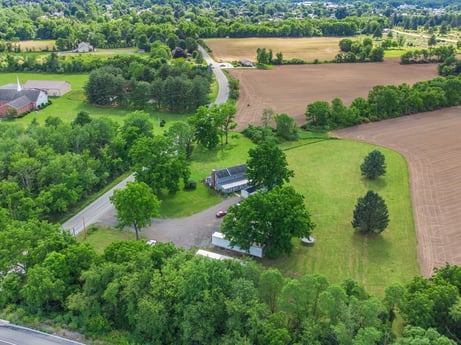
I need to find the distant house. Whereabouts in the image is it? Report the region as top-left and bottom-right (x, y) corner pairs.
(239, 59), (254, 67)
(206, 164), (249, 193)
(23, 80), (71, 96)
(0, 87), (48, 118)
(74, 42), (94, 53)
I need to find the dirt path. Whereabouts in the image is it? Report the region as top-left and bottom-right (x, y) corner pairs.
(333, 107), (461, 276)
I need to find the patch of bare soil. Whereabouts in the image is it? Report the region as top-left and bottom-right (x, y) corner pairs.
(333, 107), (461, 276)
(229, 59), (439, 130)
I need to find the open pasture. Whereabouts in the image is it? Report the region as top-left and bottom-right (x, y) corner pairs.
(205, 37), (347, 63)
(265, 139), (418, 296)
(229, 59), (439, 129)
(334, 107), (461, 277)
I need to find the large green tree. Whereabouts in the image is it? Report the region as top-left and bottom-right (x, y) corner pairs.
(352, 190), (389, 234)
(129, 136), (190, 195)
(360, 150), (386, 180)
(246, 139), (294, 190)
(188, 105), (220, 150)
(84, 66), (126, 106)
(110, 181), (160, 240)
(221, 186), (314, 259)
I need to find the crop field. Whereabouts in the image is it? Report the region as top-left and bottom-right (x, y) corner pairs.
(205, 37), (347, 63)
(15, 40), (56, 51)
(334, 107), (461, 277)
(229, 58), (439, 129)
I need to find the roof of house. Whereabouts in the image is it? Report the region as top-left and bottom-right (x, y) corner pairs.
(8, 95), (32, 109)
(0, 89), (42, 103)
(23, 80), (70, 90)
(214, 164), (247, 179)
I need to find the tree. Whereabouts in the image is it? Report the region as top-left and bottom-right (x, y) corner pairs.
(129, 136), (190, 195)
(213, 103), (237, 145)
(360, 150), (386, 180)
(110, 181), (160, 240)
(352, 190), (389, 234)
(246, 139), (294, 190)
(221, 186), (315, 259)
(84, 66), (126, 106)
(188, 105), (219, 150)
(305, 100), (331, 127)
(166, 122), (194, 160)
(274, 113), (298, 141)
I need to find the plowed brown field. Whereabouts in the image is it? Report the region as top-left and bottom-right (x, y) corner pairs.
(229, 58), (439, 130)
(333, 108), (461, 276)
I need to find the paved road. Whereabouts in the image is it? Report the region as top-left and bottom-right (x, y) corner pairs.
(198, 45), (229, 104)
(63, 47), (231, 237)
(0, 324), (85, 345)
(62, 174), (134, 235)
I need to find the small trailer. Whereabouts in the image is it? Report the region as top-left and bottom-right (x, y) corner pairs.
(196, 249), (234, 261)
(211, 232), (264, 258)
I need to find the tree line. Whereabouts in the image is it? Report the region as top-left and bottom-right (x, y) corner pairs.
(305, 74), (461, 130)
(0, 215), (459, 345)
(84, 62), (211, 112)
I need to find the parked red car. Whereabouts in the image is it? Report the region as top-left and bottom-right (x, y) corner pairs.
(216, 210), (228, 218)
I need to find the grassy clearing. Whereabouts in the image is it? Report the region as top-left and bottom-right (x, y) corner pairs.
(159, 133), (255, 217)
(77, 225), (135, 254)
(264, 139), (418, 296)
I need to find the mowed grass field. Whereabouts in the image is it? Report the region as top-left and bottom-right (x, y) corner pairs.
(265, 139), (418, 296)
(205, 37), (348, 62)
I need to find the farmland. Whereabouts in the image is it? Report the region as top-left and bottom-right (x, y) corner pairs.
(205, 37), (346, 62)
(229, 58), (439, 129)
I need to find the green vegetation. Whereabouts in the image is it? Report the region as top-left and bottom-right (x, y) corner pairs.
(271, 139), (418, 296)
(77, 225), (135, 254)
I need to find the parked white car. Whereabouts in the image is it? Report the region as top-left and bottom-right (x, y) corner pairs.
(301, 236), (315, 244)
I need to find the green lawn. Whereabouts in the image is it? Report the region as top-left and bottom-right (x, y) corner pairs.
(265, 139), (418, 296)
(77, 225), (135, 254)
(159, 133), (255, 217)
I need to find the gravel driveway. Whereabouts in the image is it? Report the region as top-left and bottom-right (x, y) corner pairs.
(142, 196), (241, 248)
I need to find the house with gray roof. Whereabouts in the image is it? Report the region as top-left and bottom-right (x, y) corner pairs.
(0, 85), (48, 118)
(206, 164), (249, 193)
(23, 80), (71, 96)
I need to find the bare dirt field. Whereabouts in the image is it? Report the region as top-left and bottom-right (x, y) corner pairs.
(205, 37), (346, 62)
(229, 58), (439, 129)
(333, 107), (461, 277)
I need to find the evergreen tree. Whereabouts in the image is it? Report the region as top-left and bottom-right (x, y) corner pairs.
(360, 150), (386, 179)
(352, 190), (389, 234)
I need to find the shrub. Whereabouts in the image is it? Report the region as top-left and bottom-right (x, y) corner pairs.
(184, 179), (197, 190)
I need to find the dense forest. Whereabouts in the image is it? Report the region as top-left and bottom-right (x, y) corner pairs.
(1, 218), (460, 345)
